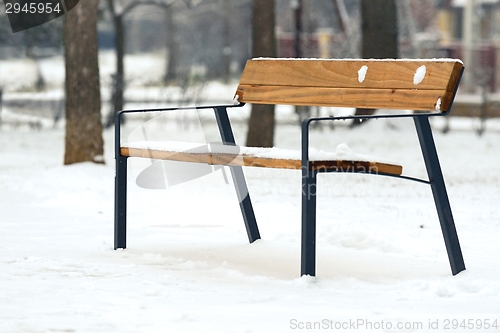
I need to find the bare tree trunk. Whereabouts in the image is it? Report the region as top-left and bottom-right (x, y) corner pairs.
(293, 0), (303, 58)
(245, 0), (276, 147)
(293, 0), (309, 123)
(105, 0), (125, 128)
(113, 13), (125, 115)
(165, 6), (179, 82)
(63, 0), (104, 165)
(361, 0), (398, 59)
(353, 0), (398, 126)
(222, 0), (231, 83)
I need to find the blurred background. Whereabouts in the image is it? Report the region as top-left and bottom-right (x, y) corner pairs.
(0, 0), (499, 133)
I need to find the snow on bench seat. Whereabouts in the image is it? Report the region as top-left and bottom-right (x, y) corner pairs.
(121, 141), (403, 175)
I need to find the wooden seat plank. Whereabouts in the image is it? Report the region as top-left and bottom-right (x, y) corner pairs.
(121, 146), (403, 175)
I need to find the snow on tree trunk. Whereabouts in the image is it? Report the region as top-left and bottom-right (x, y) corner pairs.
(63, 0), (104, 165)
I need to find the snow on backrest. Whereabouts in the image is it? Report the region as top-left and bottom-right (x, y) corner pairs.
(235, 58), (463, 113)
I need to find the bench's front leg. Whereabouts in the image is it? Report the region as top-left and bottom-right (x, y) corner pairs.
(114, 111), (128, 250)
(114, 154), (128, 249)
(301, 168), (317, 276)
(414, 116), (465, 275)
(213, 106), (261, 243)
(228, 166), (261, 243)
(301, 118), (317, 276)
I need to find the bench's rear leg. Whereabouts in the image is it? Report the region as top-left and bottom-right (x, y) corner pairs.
(114, 154), (128, 249)
(301, 169), (317, 276)
(213, 106), (261, 243)
(414, 116), (465, 275)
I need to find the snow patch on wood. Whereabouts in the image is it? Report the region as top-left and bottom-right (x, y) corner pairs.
(436, 98), (442, 111)
(123, 141), (398, 164)
(233, 94), (240, 105)
(358, 65), (368, 83)
(413, 65), (426, 85)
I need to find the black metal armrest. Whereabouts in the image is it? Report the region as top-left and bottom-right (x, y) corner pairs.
(300, 111), (444, 184)
(114, 103), (245, 160)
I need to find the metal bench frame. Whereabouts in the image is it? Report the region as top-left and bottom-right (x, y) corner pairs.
(114, 65), (465, 278)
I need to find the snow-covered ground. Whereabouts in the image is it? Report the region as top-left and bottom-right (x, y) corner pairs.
(1, 53), (500, 332)
(0, 108), (499, 332)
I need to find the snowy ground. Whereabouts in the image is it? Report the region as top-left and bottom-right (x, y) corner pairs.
(1, 53), (500, 332)
(0, 107), (499, 332)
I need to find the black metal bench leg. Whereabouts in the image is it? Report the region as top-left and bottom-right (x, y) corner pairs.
(213, 106), (261, 243)
(301, 169), (317, 276)
(228, 166), (261, 243)
(414, 116), (465, 275)
(114, 154), (128, 249)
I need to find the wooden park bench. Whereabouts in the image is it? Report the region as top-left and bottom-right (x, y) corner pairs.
(114, 58), (466, 277)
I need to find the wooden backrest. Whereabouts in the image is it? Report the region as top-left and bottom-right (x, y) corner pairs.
(235, 58), (464, 113)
